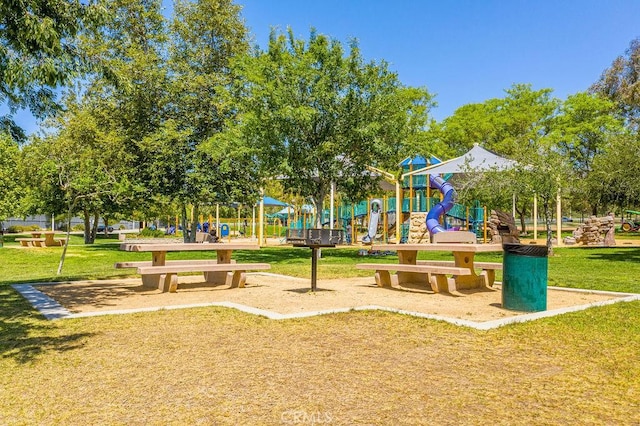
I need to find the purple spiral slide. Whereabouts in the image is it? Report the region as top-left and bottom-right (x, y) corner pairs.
(426, 175), (457, 234)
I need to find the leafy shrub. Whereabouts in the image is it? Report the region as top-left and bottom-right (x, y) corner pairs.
(6, 225), (22, 233)
(72, 224), (85, 231)
(139, 227), (165, 238)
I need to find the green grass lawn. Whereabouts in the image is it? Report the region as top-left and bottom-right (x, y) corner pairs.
(1, 239), (639, 424)
(2, 237), (640, 293)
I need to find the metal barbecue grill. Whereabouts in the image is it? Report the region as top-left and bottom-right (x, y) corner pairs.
(287, 228), (344, 291)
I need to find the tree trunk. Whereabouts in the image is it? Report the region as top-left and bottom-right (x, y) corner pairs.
(313, 189), (326, 228)
(57, 201), (74, 275)
(91, 212), (99, 242)
(515, 202), (528, 235)
(83, 209), (92, 244)
(518, 212), (527, 235)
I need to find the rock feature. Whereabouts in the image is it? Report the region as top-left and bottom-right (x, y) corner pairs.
(408, 212), (429, 243)
(487, 210), (520, 244)
(572, 215), (616, 246)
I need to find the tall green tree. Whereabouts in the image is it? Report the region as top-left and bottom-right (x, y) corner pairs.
(437, 84), (559, 232)
(0, 133), (20, 227)
(551, 92), (624, 215)
(23, 98), (129, 245)
(0, 0), (103, 140)
(167, 0), (258, 240)
(233, 28), (434, 223)
(77, 0), (170, 223)
(591, 37), (640, 129)
(589, 133), (640, 211)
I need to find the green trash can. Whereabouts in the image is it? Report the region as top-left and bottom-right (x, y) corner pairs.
(502, 243), (548, 312)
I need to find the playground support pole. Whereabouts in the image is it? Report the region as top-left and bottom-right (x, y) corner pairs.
(330, 181), (335, 228)
(237, 207), (241, 238)
(556, 189), (562, 246)
(409, 164), (413, 213)
(466, 206), (470, 231)
(395, 181), (401, 244)
(259, 191), (265, 247)
(512, 193), (516, 222)
(533, 193), (538, 241)
(216, 204), (220, 236)
(252, 206), (256, 240)
(483, 206), (488, 243)
(367, 197), (371, 238)
(383, 195), (388, 242)
(351, 205), (355, 244)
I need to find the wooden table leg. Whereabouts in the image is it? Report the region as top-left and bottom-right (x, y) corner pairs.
(375, 270), (392, 287)
(204, 250), (233, 284)
(227, 271), (246, 288)
(396, 250), (430, 286)
(44, 234), (55, 247)
(141, 251), (166, 290)
(452, 251), (490, 290)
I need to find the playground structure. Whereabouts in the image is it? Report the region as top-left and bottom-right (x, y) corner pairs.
(262, 155), (489, 245)
(162, 147), (530, 246)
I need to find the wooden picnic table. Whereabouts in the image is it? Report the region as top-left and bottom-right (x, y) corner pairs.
(120, 242), (268, 292)
(362, 243), (503, 293)
(17, 231), (64, 247)
(32, 231), (64, 247)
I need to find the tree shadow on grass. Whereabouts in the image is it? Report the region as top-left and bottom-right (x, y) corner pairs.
(0, 287), (95, 364)
(584, 248), (640, 263)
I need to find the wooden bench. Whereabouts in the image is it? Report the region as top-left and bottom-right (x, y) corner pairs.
(16, 238), (46, 247)
(136, 262), (271, 292)
(417, 260), (502, 287)
(114, 259), (236, 269)
(356, 263), (472, 294)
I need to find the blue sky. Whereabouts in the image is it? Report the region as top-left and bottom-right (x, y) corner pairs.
(238, 0), (640, 120)
(9, 0), (640, 133)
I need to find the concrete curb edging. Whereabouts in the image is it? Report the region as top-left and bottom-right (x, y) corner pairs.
(11, 281), (640, 330)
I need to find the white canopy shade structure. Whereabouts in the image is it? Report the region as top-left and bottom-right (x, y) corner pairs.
(406, 143), (518, 176)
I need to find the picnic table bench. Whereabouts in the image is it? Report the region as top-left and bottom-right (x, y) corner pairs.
(119, 243), (269, 292)
(16, 237), (46, 247)
(417, 260), (503, 288)
(137, 262), (270, 292)
(17, 231), (65, 247)
(356, 263), (472, 294)
(357, 243), (503, 295)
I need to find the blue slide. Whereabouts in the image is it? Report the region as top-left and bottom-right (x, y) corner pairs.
(426, 175), (457, 234)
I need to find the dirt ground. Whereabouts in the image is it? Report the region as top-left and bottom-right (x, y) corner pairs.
(36, 273), (624, 323)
